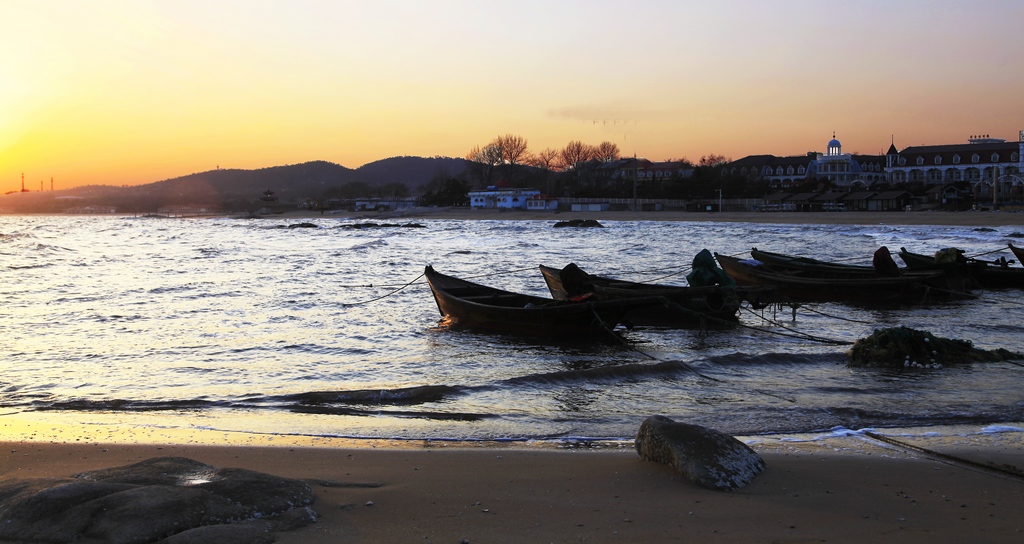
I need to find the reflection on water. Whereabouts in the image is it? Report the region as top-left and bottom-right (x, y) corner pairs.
(1, 215), (1022, 443)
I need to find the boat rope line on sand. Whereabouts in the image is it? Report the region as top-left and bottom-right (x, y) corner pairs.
(813, 408), (1024, 483)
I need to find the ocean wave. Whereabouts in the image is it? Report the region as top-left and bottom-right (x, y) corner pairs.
(500, 359), (711, 386)
(275, 384), (469, 406)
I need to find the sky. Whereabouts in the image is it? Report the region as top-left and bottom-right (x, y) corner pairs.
(2, 0), (1023, 193)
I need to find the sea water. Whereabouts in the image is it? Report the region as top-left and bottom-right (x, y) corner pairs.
(2, 215), (1022, 444)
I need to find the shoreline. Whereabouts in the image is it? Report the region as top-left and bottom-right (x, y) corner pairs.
(9, 208), (1024, 227)
(281, 207), (1024, 227)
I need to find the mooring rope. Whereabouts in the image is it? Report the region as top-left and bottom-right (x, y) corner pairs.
(738, 306), (855, 345)
(968, 246), (1016, 260)
(813, 406), (1024, 482)
(341, 272), (425, 306)
(798, 305), (875, 324)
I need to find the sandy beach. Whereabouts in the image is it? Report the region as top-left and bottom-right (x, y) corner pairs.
(3, 430), (1023, 543)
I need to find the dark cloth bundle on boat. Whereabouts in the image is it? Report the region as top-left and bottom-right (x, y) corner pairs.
(871, 246), (901, 277)
(687, 249), (736, 288)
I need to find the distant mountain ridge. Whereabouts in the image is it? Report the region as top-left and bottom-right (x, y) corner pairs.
(142, 156), (469, 200)
(1, 156), (470, 213)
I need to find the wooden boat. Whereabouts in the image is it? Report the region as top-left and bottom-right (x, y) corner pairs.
(749, 247), (977, 290)
(749, 248), (877, 278)
(898, 247), (1024, 289)
(714, 253), (970, 304)
(538, 263), (749, 328)
(424, 266), (661, 339)
(1010, 243), (1024, 263)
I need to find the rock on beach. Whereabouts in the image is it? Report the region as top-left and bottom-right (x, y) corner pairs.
(635, 415), (766, 490)
(0, 456), (317, 544)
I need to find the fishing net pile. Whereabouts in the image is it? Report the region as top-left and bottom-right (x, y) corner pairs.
(847, 326), (1021, 369)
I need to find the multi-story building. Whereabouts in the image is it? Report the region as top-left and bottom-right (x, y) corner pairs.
(723, 135), (885, 189)
(886, 133), (1024, 201)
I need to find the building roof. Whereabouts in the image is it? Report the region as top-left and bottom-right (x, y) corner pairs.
(843, 191), (877, 200)
(872, 191), (912, 199)
(813, 192), (848, 201)
(896, 142), (1019, 167)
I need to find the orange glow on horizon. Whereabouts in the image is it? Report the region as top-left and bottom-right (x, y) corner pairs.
(2, 1), (1022, 194)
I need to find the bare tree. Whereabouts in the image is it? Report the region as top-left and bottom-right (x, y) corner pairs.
(465, 144), (504, 187)
(527, 147), (561, 195)
(530, 147), (560, 171)
(698, 154), (730, 168)
(558, 140), (596, 170)
(490, 134), (530, 186)
(494, 134), (530, 166)
(594, 141), (620, 162)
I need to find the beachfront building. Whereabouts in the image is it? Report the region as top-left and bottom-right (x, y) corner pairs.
(725, 154), (813, 189)
(886, 133), (1024, 203)
(526, 195), (559, 211)
(723, 134), (885, 189)
(468, 187), (541, 210)
(354, 197), (418, 211)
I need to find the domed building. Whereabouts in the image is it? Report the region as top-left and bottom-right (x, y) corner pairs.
(722, 133), (886, 189)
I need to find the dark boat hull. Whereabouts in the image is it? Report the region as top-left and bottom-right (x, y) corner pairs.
(1010, 243), (1024, 264)
(424, 266), (659, 339)
(715, 253), (967, 304)
(539, 264), (743, 328)
(899, 248), (1024, 289)
(750, 248), (877, 278)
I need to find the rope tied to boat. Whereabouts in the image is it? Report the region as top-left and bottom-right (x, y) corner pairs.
(739, 306), (854, 345)
(341, 272), (424, 307)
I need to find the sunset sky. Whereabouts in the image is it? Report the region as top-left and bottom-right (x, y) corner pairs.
(2, 0), (1023, 193)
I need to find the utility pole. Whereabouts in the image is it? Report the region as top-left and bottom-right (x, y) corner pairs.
(993, 165), (999, 207)
(632, 154), (638, 212)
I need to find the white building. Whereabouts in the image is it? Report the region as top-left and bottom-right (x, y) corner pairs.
(468, 187), (541, 210)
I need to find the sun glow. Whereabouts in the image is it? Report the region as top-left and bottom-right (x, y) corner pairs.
(3, 1), (1023, 193)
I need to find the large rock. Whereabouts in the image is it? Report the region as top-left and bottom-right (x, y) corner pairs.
(552, 219), (603, 228)
(847, 326), (1023, 369)
(0, 457), (316, 544)
(635, 415), (766, 490)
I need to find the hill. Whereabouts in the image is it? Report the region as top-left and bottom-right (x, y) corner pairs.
(1, 157), (470, 213)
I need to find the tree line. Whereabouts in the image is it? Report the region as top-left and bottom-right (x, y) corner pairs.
(416, 134), (763, 207)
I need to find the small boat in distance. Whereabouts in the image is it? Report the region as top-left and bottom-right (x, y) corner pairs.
(539, 263), (744, 329)
(424, 266), (661, 340)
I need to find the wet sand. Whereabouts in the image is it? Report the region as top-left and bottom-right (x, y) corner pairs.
(3, 434), (1023, 543)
